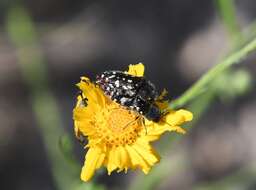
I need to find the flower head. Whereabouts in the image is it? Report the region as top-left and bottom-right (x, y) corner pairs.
(73, 63), (193, 181)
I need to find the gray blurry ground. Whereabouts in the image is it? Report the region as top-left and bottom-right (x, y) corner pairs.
(0, 0), (256, 190)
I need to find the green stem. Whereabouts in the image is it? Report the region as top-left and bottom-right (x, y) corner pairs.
(5, 6), (83, 190)
(170, 37), (256, 109)
(216, 0), (242, 44)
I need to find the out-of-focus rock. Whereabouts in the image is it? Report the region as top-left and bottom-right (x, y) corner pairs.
(178, 18), (229, 80)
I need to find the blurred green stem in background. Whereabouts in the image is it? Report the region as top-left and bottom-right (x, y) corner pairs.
(192, 1), (254, 189)
(5, 5), (104, 190)
(170, 0), (253, 110)
(131, 0), (255, 189)
(6, 5), (76, 190)
(170, 37), (256, 109)
(215, 0), (242, 44)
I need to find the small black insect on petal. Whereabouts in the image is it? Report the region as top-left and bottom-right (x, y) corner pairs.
(96, 70), (162, 122)
(76, 130), (87, 146)
(77, 90), (88, 107)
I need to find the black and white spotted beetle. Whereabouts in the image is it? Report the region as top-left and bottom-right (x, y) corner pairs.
(96, 71), (163, 122)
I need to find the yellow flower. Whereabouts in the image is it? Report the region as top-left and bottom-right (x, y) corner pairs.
(73, 63), (193, 182)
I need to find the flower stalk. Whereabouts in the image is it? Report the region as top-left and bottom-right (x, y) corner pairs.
(170, 37), (256, 109)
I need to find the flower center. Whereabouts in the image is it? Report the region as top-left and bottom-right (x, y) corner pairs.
(95, 103), (143, 147)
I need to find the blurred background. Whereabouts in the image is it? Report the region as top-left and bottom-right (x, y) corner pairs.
(0, 0), (256, 190)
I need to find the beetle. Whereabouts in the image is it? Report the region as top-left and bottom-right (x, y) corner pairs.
(96, 71), (162, 122)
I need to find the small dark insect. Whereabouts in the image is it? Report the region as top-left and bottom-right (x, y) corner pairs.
(77, 90), (88, 107)
(96, 71), (162, 122)
(76, 131), (87, 146)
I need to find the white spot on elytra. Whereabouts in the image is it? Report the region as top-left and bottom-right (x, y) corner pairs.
(109, 75), (115, 79)
(115, 80), (120, 87)
(120, 97), (128, 104)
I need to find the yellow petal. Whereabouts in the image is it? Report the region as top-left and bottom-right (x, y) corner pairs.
(132, 140), (160, 165)
(73, 107), (94, 121)
(168, 126), (186, 134)
(96, 153), (105, 169)
(114, 147), (122, 169)
(117, 146), (132, 170)
(165, 109), (193, 126)
(77, 79), (105, 107)
(125, 145), (151, 174)
(147, 124), (170, 136)
(106, 148), (118, 175)
(74, 121), (79, 137)
(143, 134), (161, 142)
(141, 121), (162, 141)
(147, 122), (186, 136)
(81, 147), (105, 182)
(127, 63), (145, 77)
